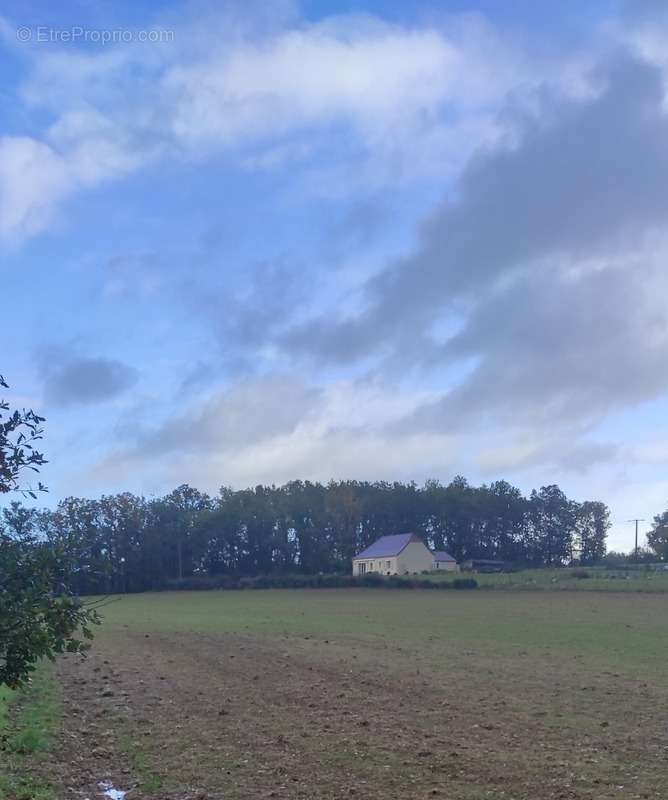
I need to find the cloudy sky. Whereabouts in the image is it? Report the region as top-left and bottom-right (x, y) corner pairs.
(2, 0), (667, 550)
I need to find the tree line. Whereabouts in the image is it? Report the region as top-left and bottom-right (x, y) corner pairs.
(0, 478), (612, 594)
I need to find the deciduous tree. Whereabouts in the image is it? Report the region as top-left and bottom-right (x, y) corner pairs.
(647, 508), (668, 560)
(0, 377), (99, 688)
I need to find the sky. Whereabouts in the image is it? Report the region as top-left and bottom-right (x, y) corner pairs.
(1, 0), (667, 551)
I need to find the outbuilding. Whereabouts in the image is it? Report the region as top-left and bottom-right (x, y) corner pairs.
(353, 533), (433, 576)
(431, 550), (459, 572)
(460, 558), (508, 573)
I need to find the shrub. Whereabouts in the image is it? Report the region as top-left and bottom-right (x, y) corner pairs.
(571, 569), (591, 580)
(387, 575), (414, 588)
(360, 573), (385, 587)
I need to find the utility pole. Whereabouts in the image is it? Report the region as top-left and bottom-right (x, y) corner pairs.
(626, 519), (645, 562)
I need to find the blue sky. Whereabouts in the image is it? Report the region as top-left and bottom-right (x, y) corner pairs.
(1, 0), (667, 551)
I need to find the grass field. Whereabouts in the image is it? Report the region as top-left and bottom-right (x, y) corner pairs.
(0, 685), (14, 731)
(432, 566), (668, 592)
(8, 588), (668, 799)
(0, 666), (60, 800)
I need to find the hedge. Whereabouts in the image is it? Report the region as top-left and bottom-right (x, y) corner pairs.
(161, 573), (478, 592)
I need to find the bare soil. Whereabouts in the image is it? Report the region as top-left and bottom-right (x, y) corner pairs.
(44, 624), (668, 800)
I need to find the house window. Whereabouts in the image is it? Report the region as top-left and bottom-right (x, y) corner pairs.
(359, 562), (366, 575)
(386, 560), (391, 570)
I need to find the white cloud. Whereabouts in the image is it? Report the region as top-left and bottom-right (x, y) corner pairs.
(83, 377), (452, 494)
(192, 428), (454, 490)
(627, 434), (668, 465)
(0, 136), (71, 241)
(7, 2), (668, 543)
(164, 26), (453, 139)
(0, 8), (596, 244)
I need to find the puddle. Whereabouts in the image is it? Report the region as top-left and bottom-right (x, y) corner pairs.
(97, 780), (127, 800)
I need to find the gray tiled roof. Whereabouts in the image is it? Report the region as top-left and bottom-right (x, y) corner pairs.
(354, 533), (421, 559)
(431, 550), (456, 562)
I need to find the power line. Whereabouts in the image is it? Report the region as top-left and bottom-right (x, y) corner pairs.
(626, 518), (645, 562)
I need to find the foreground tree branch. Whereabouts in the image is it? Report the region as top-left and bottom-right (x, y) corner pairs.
(0, 376), (99, 688)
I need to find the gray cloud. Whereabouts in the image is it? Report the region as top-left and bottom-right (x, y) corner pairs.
(43, 356), (138, 408)
(621, 0), (668, 24)
(476, 435), (620, 476)
(124, 376), (322, 457)
(282, 54), (668, 366)
(320, 200), (393, 255)
(102, 250), (163, 298)
(35, 26), (668, 492)
(86, 377), (454, 495)
(183, 256), (317, 377)
(407, 261), (668, 431)
(268, 52), (668, 461)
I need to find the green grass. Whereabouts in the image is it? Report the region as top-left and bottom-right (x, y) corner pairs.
(97, 587), (668, 678)
(0, 685), (15, 733)
(118, 730), (164, 794)
(0, 665), (61, 800)
(429, 565), (668, 592)
(7, 668), (61, 754)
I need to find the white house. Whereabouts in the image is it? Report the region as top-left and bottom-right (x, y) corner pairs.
(352, 533), (434, 576)
(431, 550), (459, 572)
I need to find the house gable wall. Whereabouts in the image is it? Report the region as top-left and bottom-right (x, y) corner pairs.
(396, 540), (433, 574)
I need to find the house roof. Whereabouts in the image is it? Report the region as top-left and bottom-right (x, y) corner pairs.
(354, 533), (422, 559)
(431, 550), (456, 562)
